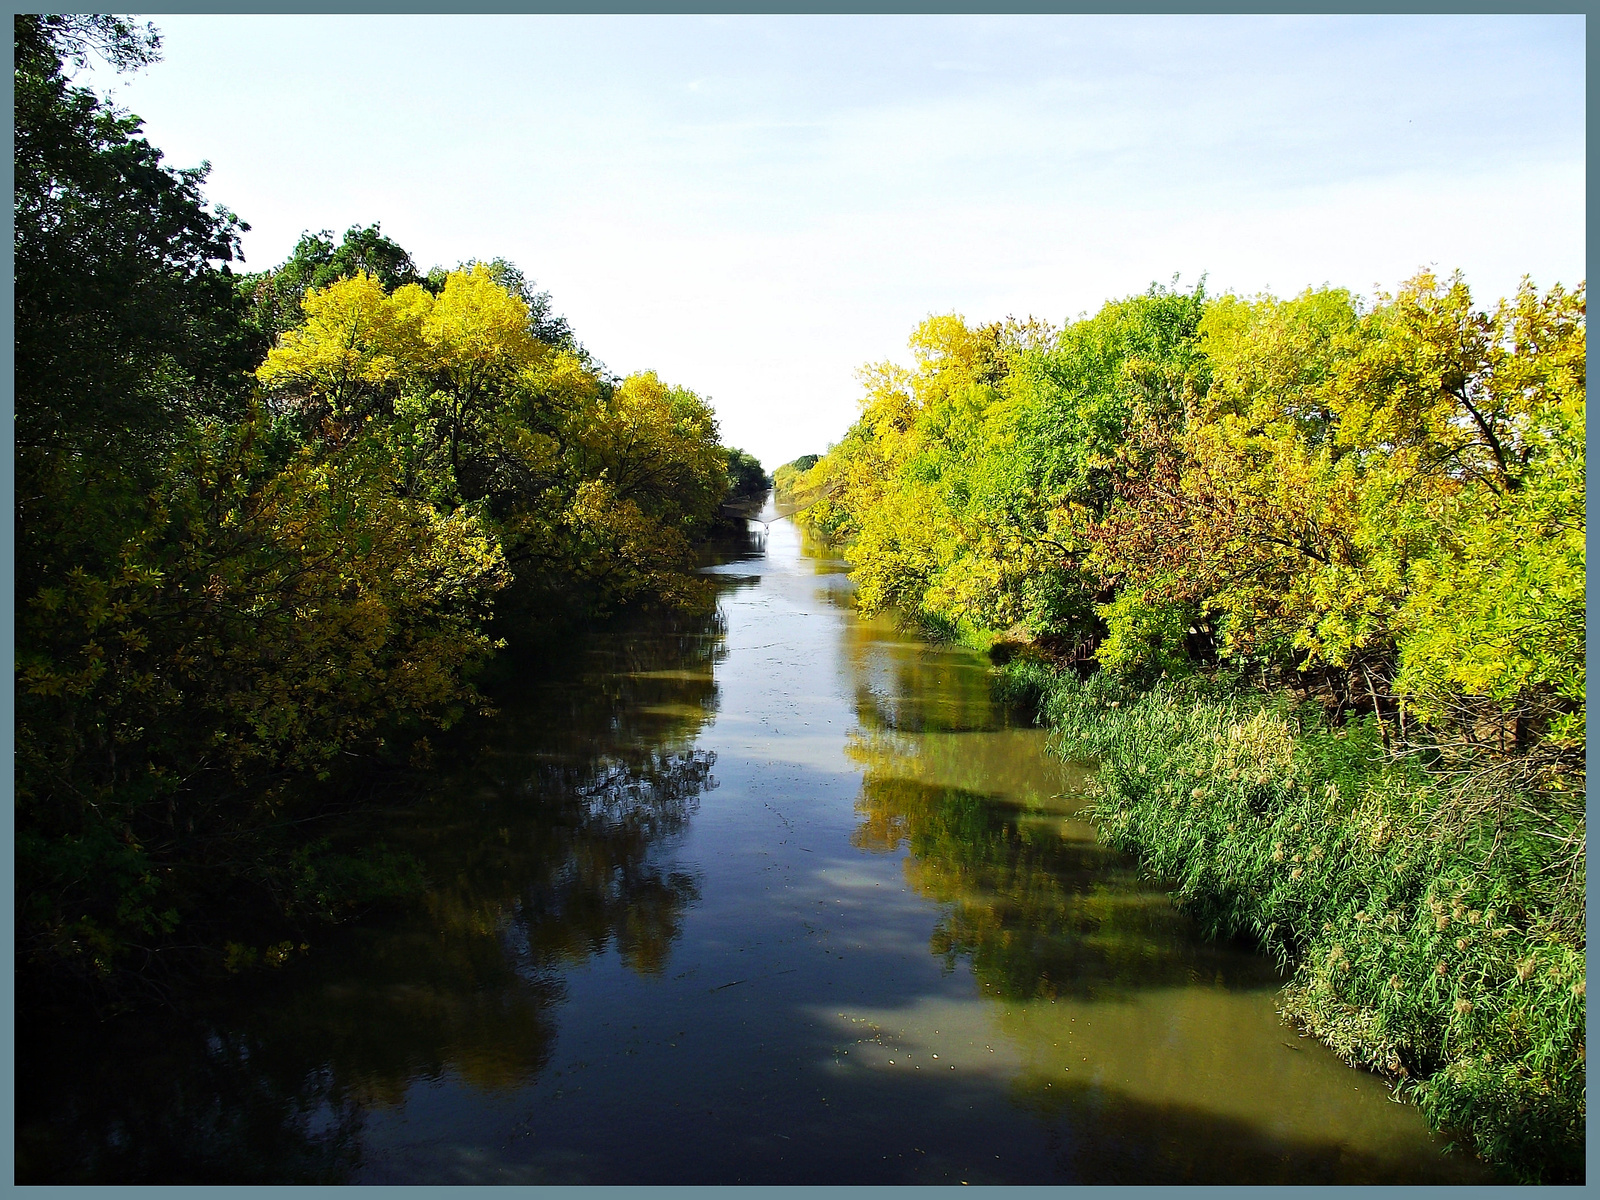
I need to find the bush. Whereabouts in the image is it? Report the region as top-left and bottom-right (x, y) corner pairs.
(1010, 664), (1585, 1183)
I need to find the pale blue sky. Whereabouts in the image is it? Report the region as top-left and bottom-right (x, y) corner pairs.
(84, 15), (1585, 469)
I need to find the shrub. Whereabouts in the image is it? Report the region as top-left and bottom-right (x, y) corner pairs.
(1012, 664), (1585, 1183)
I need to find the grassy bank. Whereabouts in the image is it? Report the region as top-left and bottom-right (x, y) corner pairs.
(996, 662), (1585, 1183)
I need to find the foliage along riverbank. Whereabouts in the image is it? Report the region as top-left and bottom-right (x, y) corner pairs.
(997, 664), (1582, 1182)
(781, 257), (1584, 1179)
(15, 16), (764, 996)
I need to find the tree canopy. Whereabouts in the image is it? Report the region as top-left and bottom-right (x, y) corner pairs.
(14, 14), (758, 986)
(796, 273), (1584, 773)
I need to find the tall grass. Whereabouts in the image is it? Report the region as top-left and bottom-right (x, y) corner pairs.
(1004, 664), (1584, 1183)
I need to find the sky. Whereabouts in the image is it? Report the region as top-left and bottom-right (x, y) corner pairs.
(79, 15), (1585, 471)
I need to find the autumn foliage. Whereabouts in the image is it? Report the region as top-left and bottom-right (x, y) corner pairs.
(795, 273), (1584, 1179)
(15, 16), (746, 986)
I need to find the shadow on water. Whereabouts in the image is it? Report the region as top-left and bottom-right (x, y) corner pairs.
(591, 1053), (1483, 1187)
(15, 518), (1498, 1185)
(852, 773), (1276, 1003)
(799, 758), (1488, 1183)
(794, 562), (1491, 1184)
(16, 563), (747, 1185)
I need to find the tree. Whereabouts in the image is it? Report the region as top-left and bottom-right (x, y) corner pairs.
(1088, 273), (1585, 734)
(257, 265), (556, 501)
(454, 257), (583, 355)
(1390, 280), (1586, 762)
(17, 411), (510, 980)
(15, 16), (744, 989)
(15, 12), (260, 627)
(14, 22), (514, 981)
(256, 268), (731, 618)
(722, 448), (770, 502)
(15, 14), (255, 463)
(798, 286), (1207, 654)
(243, 224), (428, 346)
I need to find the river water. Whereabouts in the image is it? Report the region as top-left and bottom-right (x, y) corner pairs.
(18, 515), (1492, 1184)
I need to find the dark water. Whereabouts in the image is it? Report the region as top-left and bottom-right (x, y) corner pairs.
(17, 517), (1493, 1184)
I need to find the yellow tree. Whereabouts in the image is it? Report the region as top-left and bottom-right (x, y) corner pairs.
(1091, 272), (1584, 747)
(258, 265), (560, 505)
(556, 371), (730, 613)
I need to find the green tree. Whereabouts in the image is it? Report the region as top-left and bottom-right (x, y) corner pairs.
(15, 14), (256, 461)
(15, 12), (260, 612)
(243, 223), (429, 346)
(798, 284), (1206, 654)
(14, 22), (511, 982)
(722, 447), (770, 502)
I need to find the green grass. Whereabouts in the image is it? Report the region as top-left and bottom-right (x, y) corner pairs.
(1003, 664), (1585, 1183)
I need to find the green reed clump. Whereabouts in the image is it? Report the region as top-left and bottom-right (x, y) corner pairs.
(990, 656), (1058, 714)
(1007, 665), (1585, 1183)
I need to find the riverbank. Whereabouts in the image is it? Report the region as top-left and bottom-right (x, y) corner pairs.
(18, 517), (1490, 1184)
(995, 661), (1584, 1183)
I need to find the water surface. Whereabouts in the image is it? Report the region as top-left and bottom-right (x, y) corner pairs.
(18, 517), (1492, 1184)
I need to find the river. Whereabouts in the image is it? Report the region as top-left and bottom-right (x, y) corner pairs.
(17, 513), (1492, 1184)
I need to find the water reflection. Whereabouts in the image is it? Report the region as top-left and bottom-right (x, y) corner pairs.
(16, 1009), (366, 1184)
(18, 518), (1495, 1184)
(18, 592), (738, 1184)
(830, 599), (1488, 1183)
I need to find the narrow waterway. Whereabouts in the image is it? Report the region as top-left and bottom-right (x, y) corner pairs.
(19, 515), (1492, 1184)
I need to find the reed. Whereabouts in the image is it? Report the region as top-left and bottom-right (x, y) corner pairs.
(1005, 664), (1585, 1183)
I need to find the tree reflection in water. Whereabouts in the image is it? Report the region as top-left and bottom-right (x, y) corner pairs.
(844, 670), (1279, 1005)
(18, 597), (734, 1184)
